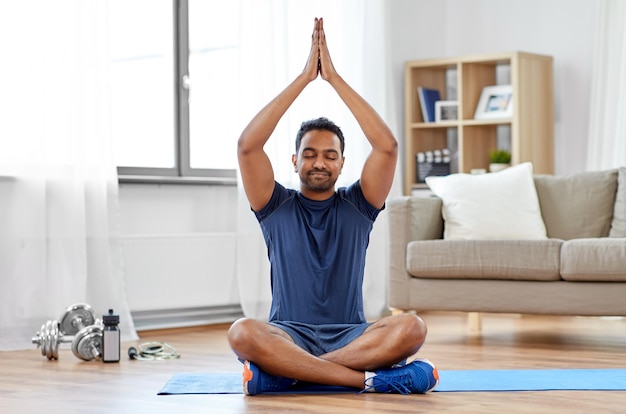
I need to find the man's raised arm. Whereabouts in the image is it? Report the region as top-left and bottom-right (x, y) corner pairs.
(237, 19), (322, 212)
(317, 18), (398, 209)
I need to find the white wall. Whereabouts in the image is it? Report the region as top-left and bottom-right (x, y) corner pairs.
(121, 0), (601, 318)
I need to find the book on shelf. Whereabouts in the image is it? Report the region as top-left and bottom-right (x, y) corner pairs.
(417, 86), (441, 122)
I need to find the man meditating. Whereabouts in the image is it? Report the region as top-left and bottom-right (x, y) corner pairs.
(228, 17), (438, 395)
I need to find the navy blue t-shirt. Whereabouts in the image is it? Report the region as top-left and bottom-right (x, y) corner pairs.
(254, 181), (382, 325)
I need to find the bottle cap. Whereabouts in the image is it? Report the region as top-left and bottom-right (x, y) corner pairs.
(103, 309), (119, 326)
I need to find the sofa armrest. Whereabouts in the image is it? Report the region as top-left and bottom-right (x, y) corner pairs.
(387, 196), (443, 310)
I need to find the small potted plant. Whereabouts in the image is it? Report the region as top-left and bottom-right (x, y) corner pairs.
(489, 149), (511, 172)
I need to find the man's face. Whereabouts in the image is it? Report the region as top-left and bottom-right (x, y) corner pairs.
(292, 129), (344, 198)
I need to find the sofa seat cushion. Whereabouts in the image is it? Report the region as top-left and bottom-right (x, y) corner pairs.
(561, 238), (626, 281)
(406, 239), (563, 281)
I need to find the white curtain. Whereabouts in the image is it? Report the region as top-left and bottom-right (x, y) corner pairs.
(0, 1), (137, 350)
(235, 0), (393, 320)
(587, 0), (626, 170)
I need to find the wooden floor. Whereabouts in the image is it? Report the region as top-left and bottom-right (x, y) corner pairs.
(1, 312), (625, 413)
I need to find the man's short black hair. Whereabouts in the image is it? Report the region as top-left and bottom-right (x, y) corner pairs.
(295, 117), (345, 154)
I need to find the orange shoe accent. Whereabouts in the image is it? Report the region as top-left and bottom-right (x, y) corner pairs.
(433, 366), (440, 381)
(243, 361), (254, 384)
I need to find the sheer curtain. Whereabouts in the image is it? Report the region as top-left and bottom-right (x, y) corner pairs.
(587, 0), (626, 170)
(235, 0), (392, 320)
(0, 1), (137, 350)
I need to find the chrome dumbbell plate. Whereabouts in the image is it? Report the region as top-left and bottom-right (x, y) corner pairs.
(59, 303), (96, 336)
(72, 325), (104, 361)
(32, 320), (63, 360)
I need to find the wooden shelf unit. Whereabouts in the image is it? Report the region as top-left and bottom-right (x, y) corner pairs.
(403, 51), (554, 195)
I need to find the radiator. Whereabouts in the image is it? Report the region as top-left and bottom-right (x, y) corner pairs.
(121, 233), (242, 330)
(130, 305), (243, 331)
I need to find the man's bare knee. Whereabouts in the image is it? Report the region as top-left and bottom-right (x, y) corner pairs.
(389, 314), (427, 355)
(227, 318), (259, 355)
(228, 318), (294, 361)
(400, 313), (427, 345)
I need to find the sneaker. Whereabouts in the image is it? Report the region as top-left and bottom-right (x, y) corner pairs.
(364, 359), (439, 394)
(242, 360), (297, 395)
(391, 358), (408, 368)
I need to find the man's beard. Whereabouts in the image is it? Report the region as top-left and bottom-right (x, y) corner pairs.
(300, 170), (337, 193)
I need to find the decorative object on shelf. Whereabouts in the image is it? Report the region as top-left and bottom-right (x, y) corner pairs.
(489, 149), (511, 173)
(435, 100), (458, 122)
(416, 148), (451, 183)
(474, 85), (513, 119)
(417, 86), (441, 122)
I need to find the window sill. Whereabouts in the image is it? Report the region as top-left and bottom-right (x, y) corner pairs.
(118, 175), (237, 186)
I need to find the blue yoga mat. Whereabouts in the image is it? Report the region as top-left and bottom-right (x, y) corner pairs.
(437, 369), (626, 392)
(157, 369), (626, 395)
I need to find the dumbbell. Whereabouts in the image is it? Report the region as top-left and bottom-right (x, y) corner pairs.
(32, 319), (67, 360)
(32, 302), (97, 360)
(32, 303), (104, 361)
(63, 303), (104, 361)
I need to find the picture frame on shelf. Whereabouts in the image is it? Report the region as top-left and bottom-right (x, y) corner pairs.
(435, 100), (458, 122)
(474, 85), (513, 119)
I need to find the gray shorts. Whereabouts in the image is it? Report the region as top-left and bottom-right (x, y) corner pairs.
(269, 320), (372, 357)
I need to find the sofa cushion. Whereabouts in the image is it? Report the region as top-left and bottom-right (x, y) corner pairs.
(425, 162), (547, 240)
(560, 238), (626, 281)
(406, 239), (562, 281)
(610, 167), (626, 237)
(534, 169), (617, 240)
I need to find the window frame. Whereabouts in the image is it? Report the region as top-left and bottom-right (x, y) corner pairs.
(116, 0), (237, 185)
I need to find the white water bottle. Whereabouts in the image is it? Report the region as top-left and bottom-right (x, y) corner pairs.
(102, 309), (120, 363)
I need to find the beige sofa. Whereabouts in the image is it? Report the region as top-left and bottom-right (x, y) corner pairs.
(387, 167), (626, 317)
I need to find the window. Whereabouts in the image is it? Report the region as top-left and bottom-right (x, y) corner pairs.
(108, 0), (238, 183)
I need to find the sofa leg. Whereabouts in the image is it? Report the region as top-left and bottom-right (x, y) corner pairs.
(390, 308), (417, 316)
(468, 312), (482, 334)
